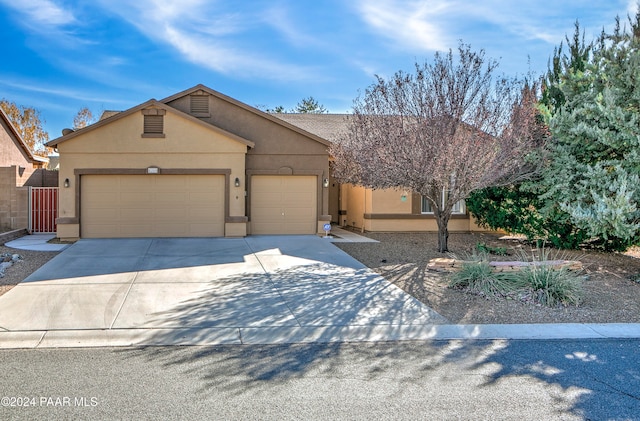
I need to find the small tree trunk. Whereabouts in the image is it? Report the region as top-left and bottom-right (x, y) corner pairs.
(435, 212), (451, 253)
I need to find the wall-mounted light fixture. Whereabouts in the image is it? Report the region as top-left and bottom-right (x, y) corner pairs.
(234, 177), (241, 187)
(323, 178), (329, 188)
(64, 178), (70, 188)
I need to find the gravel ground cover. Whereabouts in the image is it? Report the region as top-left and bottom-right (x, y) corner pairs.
(335, 231), (640, 324)
(0, 245), (58, 297)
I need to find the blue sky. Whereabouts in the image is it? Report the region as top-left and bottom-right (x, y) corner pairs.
(1, 0), (637, 140)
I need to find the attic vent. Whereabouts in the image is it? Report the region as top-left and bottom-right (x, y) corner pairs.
(143, 115), (164, 137)
(190, 95), (210, 116)
(144, 115), (163, 133)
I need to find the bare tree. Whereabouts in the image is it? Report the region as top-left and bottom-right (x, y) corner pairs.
(0, 99), (50, 156)
(331, 44), (540, 252)
(72, 107), (96, 130)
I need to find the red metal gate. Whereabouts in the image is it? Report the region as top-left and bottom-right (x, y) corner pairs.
(29, 187), (59, 234)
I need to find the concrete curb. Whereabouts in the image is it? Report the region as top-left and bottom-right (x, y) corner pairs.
(1, 323), (639, 349)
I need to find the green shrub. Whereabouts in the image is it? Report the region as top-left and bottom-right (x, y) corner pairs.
(476, 242), (508, 256)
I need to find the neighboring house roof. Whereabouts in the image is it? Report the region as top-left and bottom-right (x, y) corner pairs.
(47, 155), (59, 170)
(270, 114), (351, 143)
(160, 84), (331, 147)
(46, 99), (255, 149)
(0, 106), (48, 165)
(99, 110), (120, 120)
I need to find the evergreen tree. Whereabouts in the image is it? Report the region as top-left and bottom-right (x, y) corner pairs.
(539, 12), (640, 249)
(468, 23), (593, 248)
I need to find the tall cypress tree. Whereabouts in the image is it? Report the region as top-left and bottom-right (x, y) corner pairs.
(467, 22), (594, 248)
(540, 12), (640, 249)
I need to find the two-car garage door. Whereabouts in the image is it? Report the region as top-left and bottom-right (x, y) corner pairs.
(81, 175), (225, 238)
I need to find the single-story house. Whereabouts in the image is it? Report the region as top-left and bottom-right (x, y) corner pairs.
(0, 107), (51, 232)
(46, 85), (331, 240)
(273, 113), (485, 233)
(47, 84), (486, 240)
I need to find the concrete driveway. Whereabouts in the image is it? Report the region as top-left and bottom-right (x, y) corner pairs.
(0, 235), (449, 347)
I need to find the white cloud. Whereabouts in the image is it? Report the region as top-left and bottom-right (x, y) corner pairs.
(94, 0), (318, 81)
(0, 0), (76, 27)
(0, 79), (123, 104)
(262, 5), (323, 48)
(355, 0), (452, 52)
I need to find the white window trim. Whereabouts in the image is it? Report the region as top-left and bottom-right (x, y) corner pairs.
(421, 190), (466, 214)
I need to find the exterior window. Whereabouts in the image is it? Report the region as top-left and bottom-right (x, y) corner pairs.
(421, 192), (465, 214)
(190, 95), (210, 117)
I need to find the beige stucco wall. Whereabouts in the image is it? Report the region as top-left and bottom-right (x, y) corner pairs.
(0, 167), (29, 231)
(371, 188), (412, 213)
(55, 108), (248, 239)
(0, 117), (34, 169)
(339, 183), (489, 233)
(167, 94), (331, 227)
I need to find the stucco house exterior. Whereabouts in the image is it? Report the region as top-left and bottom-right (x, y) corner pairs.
(273, 113), (485, 233)
(46, 85), (331, 240)
(0, 107), (50, 232)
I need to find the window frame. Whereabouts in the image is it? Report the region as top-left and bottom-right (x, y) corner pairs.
(421, 190), (466, 214)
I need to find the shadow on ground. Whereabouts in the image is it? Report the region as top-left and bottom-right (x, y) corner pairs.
(118, 338), (640, 419)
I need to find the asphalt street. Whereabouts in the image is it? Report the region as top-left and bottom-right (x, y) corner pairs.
(1, 339), (639, 420)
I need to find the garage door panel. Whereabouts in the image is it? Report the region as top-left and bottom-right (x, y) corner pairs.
(120, 224), (155, 237)
(187, 177), (217, 189)
(91, 192), (120, 206)
(121, 177), (152, 190)
(251, 175), (316, 235)
(119, 209), (149, 222)
(82, 175), (225, 238)
(154, 208), (186, 220)
(188, 223), (223, 236)
(189, 208), (224, 220)
(121, 191), (153, 202)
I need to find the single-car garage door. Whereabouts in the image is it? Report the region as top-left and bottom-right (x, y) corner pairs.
(251, 175), (316, 234)
(81, 174), (225, 238)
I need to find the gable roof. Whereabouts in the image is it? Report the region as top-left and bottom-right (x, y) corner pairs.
(161, 84), (331, 147)
(46, 99), (255, 149)
(0, 106), (48, 164)
(270, 113), (351, 143)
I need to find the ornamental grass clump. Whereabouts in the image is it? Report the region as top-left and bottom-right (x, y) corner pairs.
(449, 253), (521, 298)
(506, 249), (585, 306)
(449, 248), (584, 306)
(511, 264), (584, 306)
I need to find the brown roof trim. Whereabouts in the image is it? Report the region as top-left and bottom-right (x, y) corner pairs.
(160, 84), (331, 147)
(0, 106), (47, 164)
(46, 99), (255, 149)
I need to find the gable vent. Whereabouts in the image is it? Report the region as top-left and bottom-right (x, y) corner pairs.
(144, 115), (164, 134)
(190, 95), (209, 115)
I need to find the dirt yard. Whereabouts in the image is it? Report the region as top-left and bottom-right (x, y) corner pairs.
(335, 231), (640, 324)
